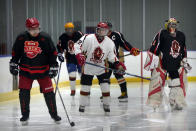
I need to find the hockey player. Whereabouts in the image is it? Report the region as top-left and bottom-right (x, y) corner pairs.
(144, 18), (191, 110)
(57, 22), (83, 96)
(74, 22), (126, 113)
(101, 22), (140, 102)
(9, 18), (61, 124)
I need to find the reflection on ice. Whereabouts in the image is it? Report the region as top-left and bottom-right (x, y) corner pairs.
(0, 82), (196, 131)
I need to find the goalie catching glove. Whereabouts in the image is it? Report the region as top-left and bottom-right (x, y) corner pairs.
(9, 61), (18, 76)
(48, 64), (59, 78)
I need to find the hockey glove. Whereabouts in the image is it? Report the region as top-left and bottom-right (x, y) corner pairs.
(57, 53), (64, 62)
(181, 58), (192, 73)
(130, 48), (140, 56)
(48, 64), (59, 78)
(76, 53), (86, 66)
(114, 61), (126, 75)
(9, 61), (18, 76)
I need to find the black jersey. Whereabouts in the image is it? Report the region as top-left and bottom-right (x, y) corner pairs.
(57, 31), (83, 64)
(149, 29), (187, 71)
(108, 31), (133, 57)
(11, 31), (58, 79)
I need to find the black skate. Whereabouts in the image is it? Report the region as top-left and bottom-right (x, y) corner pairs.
(20, 115), (29, 125)
(118, 95), (128, 102)
(51, 115), (61, 124)
(103, 104), (110, 112)
(79, 105), (85, 112)
(100, 96), (103, 102)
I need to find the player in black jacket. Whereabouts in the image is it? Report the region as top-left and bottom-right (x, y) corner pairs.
(9, 18), (61, 124)
(102, 22), (140, 102)
(145, 18), (191, 110)
(57, 22), (83, 96)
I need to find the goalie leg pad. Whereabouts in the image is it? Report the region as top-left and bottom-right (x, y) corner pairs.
(168, 78), (186, 109)
(147, 68), (166, 107)
(179, 67), (188, 97)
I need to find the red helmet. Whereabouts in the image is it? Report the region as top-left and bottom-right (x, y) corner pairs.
(97, 22), (109, 29)
(25, 17), (40, 28)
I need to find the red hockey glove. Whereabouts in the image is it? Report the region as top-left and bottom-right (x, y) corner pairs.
(114, 61), (126, 75)
(76, 53), (86, 66)
(130, 48), (140, 56)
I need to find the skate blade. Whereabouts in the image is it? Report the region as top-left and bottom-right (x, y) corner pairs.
(21, 120), (29, 126)
(118, 98), (128, 102)
(54, 120), (61, 124)
(104, 112), (110, 116)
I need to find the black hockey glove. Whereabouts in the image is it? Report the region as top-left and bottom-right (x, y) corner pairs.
(48, 64), (59, 78)
(9, 61), (18, 76)
(57, 53), (64, 62)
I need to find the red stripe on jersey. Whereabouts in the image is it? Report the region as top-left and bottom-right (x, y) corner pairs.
(116, 31), (131, 51)
(20, 66), (49, 74)
(21, 64), (49, 69)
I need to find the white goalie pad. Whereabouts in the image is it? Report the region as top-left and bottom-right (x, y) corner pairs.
(146, 67), (166, 108)
(168, 67), (188, 110)
(144, 51), (159, 71)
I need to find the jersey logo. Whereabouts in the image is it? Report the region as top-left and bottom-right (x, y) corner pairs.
(68, 40), (75, 54)
(90, 47), (104, 63)
(24, 41), (42, 59)
(112, 35), (116, 40)
(170, 40), (180, 58)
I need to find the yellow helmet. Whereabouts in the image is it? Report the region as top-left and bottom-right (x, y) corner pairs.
(165, 18), (179, 29)
(64, 22), (74, 29)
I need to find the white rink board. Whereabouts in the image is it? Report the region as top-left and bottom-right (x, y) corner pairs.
(0, 51), (196, 93)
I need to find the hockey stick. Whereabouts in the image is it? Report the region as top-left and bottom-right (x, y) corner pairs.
(118, 53), (132, 58)
(53, 78), (75, 127)
(85, 62), (150, 80)
(118, 50), (143, 58)
(187, 57), (196, 60)
(54, 62), (62, 95)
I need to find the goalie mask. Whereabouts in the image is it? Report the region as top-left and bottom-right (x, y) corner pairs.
(165, 18), (179, 34)
(96, 22), (109, 37)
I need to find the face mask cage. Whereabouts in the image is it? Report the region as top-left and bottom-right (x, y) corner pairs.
(96, 27), (109, 36)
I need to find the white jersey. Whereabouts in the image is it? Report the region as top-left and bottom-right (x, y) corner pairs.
(74, 34), (118, 75)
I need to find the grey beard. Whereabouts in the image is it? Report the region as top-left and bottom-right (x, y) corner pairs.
(170, 32), (176, 37)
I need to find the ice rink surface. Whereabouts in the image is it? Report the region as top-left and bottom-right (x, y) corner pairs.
(0, 82), (196, 131)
